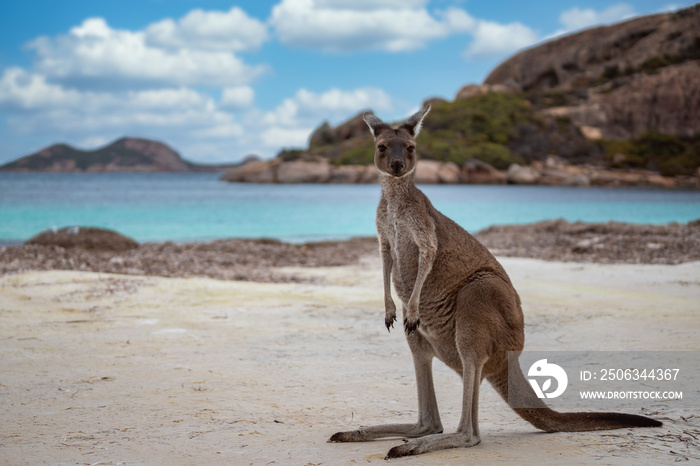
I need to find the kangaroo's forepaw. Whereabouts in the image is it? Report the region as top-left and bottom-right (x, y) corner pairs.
(403, 316), (420, 335)
(385, 314), (397, 332)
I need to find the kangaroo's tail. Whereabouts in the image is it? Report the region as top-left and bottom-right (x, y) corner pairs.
(487, 358), (662, 432)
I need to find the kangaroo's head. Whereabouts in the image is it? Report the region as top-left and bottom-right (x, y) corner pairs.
(363, 105), (430, 178)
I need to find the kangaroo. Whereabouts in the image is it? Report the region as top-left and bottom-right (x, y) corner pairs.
(329, 105), (661, 459)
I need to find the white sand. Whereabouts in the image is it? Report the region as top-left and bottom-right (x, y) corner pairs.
(0, 257), (698, 465)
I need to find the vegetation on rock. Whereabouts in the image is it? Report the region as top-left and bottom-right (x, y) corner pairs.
(601, 133), (700, 176)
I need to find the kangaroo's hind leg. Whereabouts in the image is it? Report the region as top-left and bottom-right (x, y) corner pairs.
(329, 331), (443, 442)
(385, 351), (484, 458)
(384, 275), (515, 458)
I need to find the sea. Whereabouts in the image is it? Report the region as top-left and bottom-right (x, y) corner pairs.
(1, 172), (699, 244)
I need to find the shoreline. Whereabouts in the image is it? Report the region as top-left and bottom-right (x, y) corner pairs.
(1, 219), (698, 283)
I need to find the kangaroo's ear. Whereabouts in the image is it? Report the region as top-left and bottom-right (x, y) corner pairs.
(400, 104), (431, 137)
(363, 112), (391, 140)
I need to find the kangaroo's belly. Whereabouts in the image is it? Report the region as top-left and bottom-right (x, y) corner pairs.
(390, 247), (419, 303)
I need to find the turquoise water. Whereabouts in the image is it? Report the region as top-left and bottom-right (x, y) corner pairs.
(1, 173), (699, 243)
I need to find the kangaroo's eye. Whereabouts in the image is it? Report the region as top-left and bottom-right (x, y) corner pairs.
(377, 145), (387, 152)
(407, 146), (415, 153)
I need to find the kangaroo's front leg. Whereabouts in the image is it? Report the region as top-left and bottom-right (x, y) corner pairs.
(379, 236), (397, 331)
(403, 223), (437, 334)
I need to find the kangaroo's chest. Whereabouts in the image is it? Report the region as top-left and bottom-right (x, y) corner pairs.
(381, 204), (424, 301)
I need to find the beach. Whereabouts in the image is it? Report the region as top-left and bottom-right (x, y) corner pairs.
(1, 222), (699, 464)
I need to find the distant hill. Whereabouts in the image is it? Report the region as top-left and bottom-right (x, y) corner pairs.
(0, 137), (236, 173)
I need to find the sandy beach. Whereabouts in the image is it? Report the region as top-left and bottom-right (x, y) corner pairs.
(1, 244), (699, 464)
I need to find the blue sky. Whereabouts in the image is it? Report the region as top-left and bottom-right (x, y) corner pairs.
(0, 0), (694, 164)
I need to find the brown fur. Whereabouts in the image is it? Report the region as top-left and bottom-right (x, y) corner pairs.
(329, 106), (662, 458)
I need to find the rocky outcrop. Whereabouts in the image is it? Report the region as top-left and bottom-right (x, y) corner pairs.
(485, 5), (700, 139)
(485, 7), (699, 93)
(309, 112), (370, 148)
(455, 82), (521, 100)
(413, 160), (462, 184)
(277, 160), (333, 183)
(220, 156), (695, 188)
(590, 61), (700, 139)
(221, 159), (379, 184)
(462, 159), (507, 184)
(506, 164), (540, 184)
(220, 159), (281, 183)
(27, 227), (139, 252)
(1, 137), (236, 172)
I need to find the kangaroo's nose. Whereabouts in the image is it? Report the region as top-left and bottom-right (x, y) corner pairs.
(389, 159), (405, 174)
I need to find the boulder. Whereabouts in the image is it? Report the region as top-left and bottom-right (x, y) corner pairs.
(562, 174), (591, 187)
(506, 164), (541, 184)
(462, 159), (506, 184)
(437, 162), (462, 184)
(328, 165), (366, 183)
(455, 83), (519, 100)
(277, 160), (332, 183)
(414, 160), (442, 184)
(27, 227), (139, 252)
(413, 160), (463, 184)
(359, 165), (379, 183)
(221, 160), (279, 183)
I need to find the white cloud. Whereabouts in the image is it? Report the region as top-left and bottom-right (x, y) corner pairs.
(78, 136), (111, 149)
(463, 20), (538, 58)
(559, 4), (635, 31)
(221, 86), (255, 109)
(28, 17), (266, 88)
(295, 87), (392, 117)
(261, 127), (314, 148)
(0, 67), (82, 109)
(146, 7), (268, 51)
(257, 86), (393, 148)
(0, 68), (228, 135)
(264, 87), (392, 126)
(191, 122), (245, 139)
(316, 0), (428, 9)
(269, 0), (474, 52)
(269, 0), (531, 59)
(1, 61), (396, 158)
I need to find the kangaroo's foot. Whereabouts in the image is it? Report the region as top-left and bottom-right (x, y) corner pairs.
(329, 422), (442, 443)
(385, 432), (481, 459)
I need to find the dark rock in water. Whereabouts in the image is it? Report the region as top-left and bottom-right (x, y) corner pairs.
(27, 227), (139, 252)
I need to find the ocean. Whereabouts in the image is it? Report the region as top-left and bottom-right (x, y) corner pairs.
(1, 172), (699, 244)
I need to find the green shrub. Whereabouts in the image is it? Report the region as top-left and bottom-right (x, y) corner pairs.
(335, 138), (375, 166)
(277, 149), (304, 162)
(463, 142), (523, 169)
(602, 132), (700, 176)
